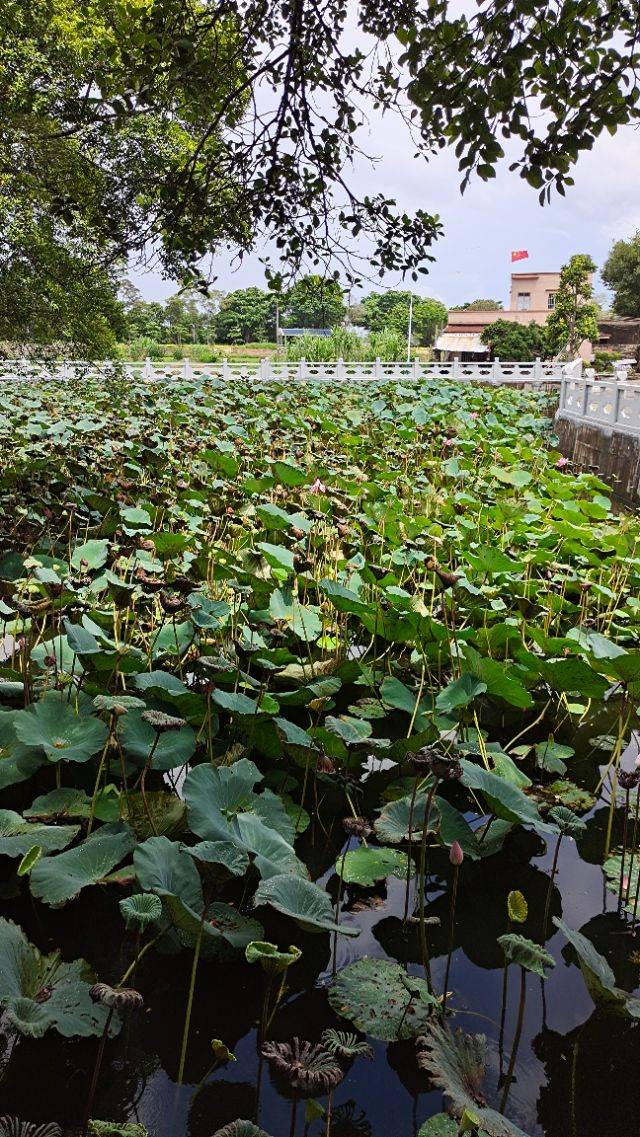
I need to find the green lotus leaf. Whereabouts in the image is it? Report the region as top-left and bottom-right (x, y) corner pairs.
(245, 940), (302, 974)
(212, 1123), (273, 1137)
(121, 790), (186, 840)
(548, 806), (587, 839)
(0, 710), (44, 789)
(182, 841), (249, 877)
(71, 539), (109, 571)
(329, 957), (437, 1041)
(119, 892), (163, 929)
(497, 934), (555, 978)
(460, 761), (555, 834)
(14, 692), (108, 765)
(417, 1024), (530, 1136)
(119, 709), (196, 772)
(0, 809), (79, 858)
(88, 1123), (149, 1136)
(335, 846), (408, 887)
(0, 917), (117, 1039)
(553, 917), (640, 1017)
(30, 823), (136, 907)
(134, 836), (203, 912)
(25, 787), (118, 824)
(507, 891), (528, 924)
(184, 759), (304, 879)
(374, 791), (433, 845)
(254, 874), (360, 936)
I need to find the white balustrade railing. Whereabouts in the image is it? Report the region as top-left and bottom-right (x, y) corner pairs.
(558, 367), (640, 436)
(0, 355), (566, 385)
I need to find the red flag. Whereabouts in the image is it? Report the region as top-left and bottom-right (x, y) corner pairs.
(511, 250), (529, 263)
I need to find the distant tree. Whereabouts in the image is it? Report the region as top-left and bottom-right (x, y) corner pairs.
(480, 320), (549, 361)
(602, 233), (640, 317)
(360, 291), (447, 345)
(283, 276), (346, 329)
(546, 254), (598, 358)
(163, 289), (223, 343)
(216, 288), (278, 343)
(452, 299), (504, 311)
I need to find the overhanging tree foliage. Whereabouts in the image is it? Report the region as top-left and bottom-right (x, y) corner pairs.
(2, 0), (639, 299)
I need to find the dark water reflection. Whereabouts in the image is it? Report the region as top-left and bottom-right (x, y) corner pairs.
(2, 721), (640, 1136)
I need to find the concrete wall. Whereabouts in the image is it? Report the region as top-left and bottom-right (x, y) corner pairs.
(509, 271), (561, 311)
(555, 413), (640, 503)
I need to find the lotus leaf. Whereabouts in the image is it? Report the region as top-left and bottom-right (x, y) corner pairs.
(30, 823), (135, 907)
(254, 874), (359, 936)
(329, 957), (437, 1040)
(14, 693), (108, 764)
(0, 810), (79, 858)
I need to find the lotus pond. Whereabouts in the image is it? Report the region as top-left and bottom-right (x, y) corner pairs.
(1, 371), (640, 1137)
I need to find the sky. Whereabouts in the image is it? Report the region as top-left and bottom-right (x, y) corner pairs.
(129, 94), (640, 311)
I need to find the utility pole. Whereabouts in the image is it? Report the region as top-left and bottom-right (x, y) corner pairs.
(406, 293), (413, 363)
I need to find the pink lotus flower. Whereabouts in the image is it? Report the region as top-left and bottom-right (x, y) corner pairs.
(469, 412), (479, 420)
(310, 478), (327, 494)
(449, 840), (464, 866)
(444, 437), (455, 447)
(556, 456), (569, 469)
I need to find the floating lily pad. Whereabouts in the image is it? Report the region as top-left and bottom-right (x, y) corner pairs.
(329, 957), (438, 1040)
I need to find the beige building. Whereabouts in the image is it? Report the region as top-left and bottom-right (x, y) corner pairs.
(436, 270), (593, 361)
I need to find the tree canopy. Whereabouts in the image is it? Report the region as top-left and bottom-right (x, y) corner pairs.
(216, 288), (278, 344)
(358, 291), (447, 345)
(546, 254), (598, 358)
(452, 299), (504, 312)
(282, 276), (346, 329)
(3, 0), (639, 298)
(480, 320), (549, 362)
(602, 233), (640, 317)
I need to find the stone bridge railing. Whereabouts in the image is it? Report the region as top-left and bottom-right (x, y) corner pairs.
(558, 361), (640, 437)
(0, 356), (566, 385)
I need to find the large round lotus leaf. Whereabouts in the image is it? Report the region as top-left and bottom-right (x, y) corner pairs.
(336, 846), (408, 886)
(30, 823), (136, 908)
(374, 792), (432, 844)
(254, 874), (360, 936)
(133, 836), (203, 911)
(182, 841), (249, 877)
(0, 917), (117, 1039)
(329, 957), (438, 1040)
(0, 809), (79, 857)
(0, 710), (44, 790)
(14, 692), (108, 764)
(119, 709), (195, 771)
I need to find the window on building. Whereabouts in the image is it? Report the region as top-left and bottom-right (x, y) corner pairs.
(547, 292), (557, 309)
(516, 292), (531, 311)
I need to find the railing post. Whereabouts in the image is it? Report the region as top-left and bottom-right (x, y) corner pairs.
(534, 357), (542, 381)
(374, 356), (382, 380)
(221, 357), (230, 380)
(492, 357), (501, 383)
(453, 356), (461, 381)
(181, 358), (192, 379)
(297, 357), (307, 381)
(143, 356), (152, 380)
(413, 358), (420, 380)
(336, 356), (346, 380)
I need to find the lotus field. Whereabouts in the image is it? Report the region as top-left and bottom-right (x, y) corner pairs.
(1, 372), (640, 1137)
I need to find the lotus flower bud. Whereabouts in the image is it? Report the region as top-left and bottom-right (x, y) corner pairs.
(449, 840), (464, 866)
